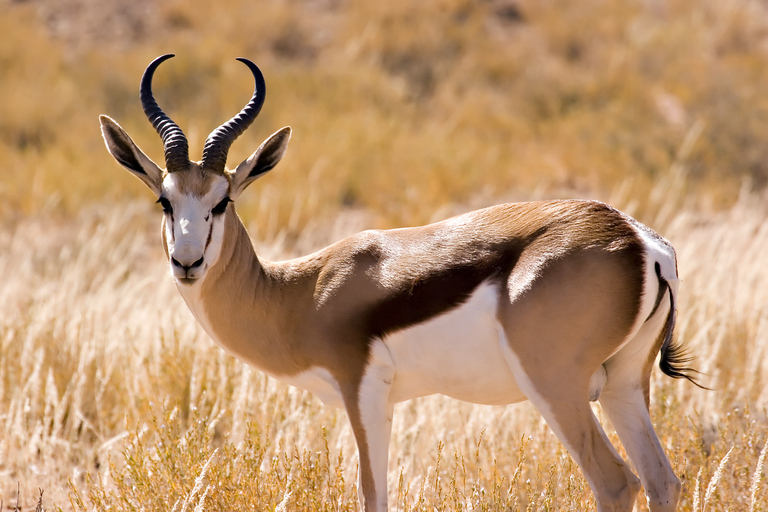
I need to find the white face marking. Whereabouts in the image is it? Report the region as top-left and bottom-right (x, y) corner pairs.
(160, 173), (230, 286)
(179, 217), (191, 234)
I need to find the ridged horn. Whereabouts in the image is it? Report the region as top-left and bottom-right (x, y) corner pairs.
(140, 54), (190, 172)
(201, 58), (266, 173)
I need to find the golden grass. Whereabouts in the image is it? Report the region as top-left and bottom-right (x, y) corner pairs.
(1, 0), (768, 509)
(0, 187), (766, 510)
(3, 0), (768, 228)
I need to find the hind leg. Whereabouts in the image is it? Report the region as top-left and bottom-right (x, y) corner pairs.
(600, 309), (682, 512)
(498, 248), (651, 511)
(502, 338), (641, 512)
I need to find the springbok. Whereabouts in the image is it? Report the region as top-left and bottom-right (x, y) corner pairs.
(100, 54), (698, 512)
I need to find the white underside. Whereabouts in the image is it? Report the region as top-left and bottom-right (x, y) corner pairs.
(277, 279), (617, 409)
(382, 280), (527, 405)
(282, 281), (531, 409)
(279, 365), (345, 408)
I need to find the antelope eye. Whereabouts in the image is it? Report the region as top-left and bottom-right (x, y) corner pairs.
(212, 197), (231, 215)
(157, 197), (173, 214)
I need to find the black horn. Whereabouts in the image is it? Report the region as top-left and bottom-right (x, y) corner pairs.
(201, 58), (266, 173)
(140, 54), (190, 172)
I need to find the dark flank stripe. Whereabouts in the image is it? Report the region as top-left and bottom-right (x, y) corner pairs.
(363, 247), (521, 339)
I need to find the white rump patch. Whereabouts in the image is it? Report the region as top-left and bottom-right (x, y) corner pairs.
(626, 219), (679, 342)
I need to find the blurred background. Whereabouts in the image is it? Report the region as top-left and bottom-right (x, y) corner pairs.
(3, 0), (768, 230)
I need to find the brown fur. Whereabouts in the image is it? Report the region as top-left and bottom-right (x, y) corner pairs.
(168, 162), (222, 195)
(190, 198), (653, 511)
(194, 200), (644, 383)
(101, 101), (682, 512)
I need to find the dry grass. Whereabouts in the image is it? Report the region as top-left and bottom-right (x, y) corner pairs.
(3, 0), (768, 228)
(0, 187), (766, 510)
(1, 0), (768, 509)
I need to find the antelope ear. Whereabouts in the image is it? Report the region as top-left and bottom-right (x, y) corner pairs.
(100, 115), (164, 196)
(230, 126), (291, 199)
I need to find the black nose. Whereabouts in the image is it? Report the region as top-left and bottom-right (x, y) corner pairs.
(172, 256), (204, 270)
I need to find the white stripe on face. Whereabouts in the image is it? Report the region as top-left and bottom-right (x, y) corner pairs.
(161, 172), (230, 284)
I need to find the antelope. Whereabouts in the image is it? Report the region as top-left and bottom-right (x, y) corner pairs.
(100, 54), (698, 512)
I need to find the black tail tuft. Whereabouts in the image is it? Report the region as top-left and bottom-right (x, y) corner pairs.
(657, 272), (709, 390)
(659, 335), (708, 389)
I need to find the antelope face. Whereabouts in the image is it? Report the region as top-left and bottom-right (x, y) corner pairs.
(99, 54), (291, 287)
(158, 168), (231, 285)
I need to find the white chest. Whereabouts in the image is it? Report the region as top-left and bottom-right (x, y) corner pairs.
(176, 282), (217, 341)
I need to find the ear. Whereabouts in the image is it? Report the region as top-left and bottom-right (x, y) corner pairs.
(230, 126), (292, 199)
(100, 115), (164, 196)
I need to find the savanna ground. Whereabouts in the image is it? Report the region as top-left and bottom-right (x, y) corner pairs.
(1, 0), (767, 509)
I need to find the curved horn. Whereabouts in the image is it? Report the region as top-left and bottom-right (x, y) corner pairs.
(202, 58), (266, 173)
(140, 54), (190, 172)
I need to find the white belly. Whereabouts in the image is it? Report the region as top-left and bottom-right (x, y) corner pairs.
(383, 280), (527, 405)
(278, 366), (346, 409)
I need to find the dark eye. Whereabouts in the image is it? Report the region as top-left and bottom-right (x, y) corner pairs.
(212, 197), (231, 216)
(157, 197), (173, 215)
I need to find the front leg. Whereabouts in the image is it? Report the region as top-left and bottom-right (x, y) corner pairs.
(344, 340), (395, 512)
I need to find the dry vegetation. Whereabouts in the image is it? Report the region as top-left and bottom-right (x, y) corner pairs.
(1, 0), (767, 510)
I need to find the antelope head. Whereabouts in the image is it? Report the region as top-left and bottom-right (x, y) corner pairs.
(100, 54), (291, 285)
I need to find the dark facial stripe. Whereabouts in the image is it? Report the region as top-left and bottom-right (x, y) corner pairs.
(205, 219), (214, 251)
